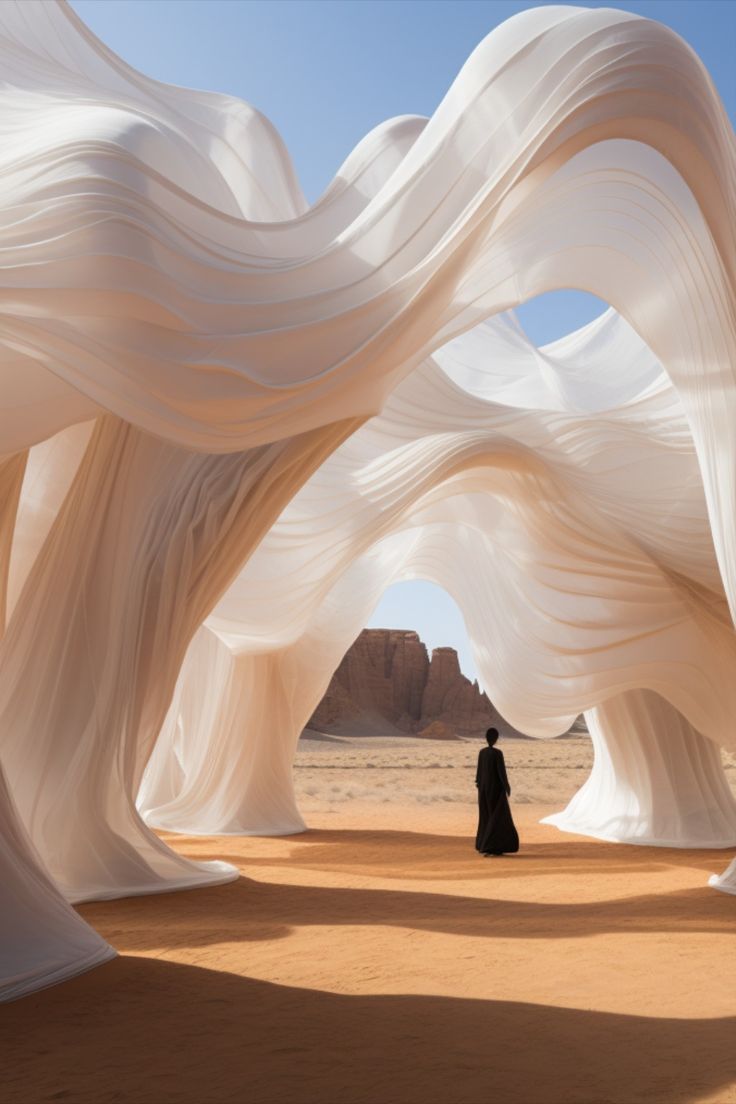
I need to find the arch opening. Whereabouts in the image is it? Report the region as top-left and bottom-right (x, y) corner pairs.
(514, 290), (610, 349)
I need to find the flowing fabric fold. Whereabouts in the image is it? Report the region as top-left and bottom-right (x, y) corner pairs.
(2, 0), (736, 999)
(140, 316), (736, 848)
(543, 690), (736, 846)
(0, 413), (360, 901)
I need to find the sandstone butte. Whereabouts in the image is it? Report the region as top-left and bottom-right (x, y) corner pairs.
(307, 628), (508, 739)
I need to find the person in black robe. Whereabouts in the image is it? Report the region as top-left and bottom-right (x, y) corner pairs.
(475, 727), (519, 855)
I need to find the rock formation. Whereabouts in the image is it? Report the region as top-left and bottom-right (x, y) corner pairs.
(308, 629), (503, 737)
(416, 720), (463, 741)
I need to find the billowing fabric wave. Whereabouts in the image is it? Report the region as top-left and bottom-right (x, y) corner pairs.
(139, 314), (736, 851)
(1, 0), (736, 998)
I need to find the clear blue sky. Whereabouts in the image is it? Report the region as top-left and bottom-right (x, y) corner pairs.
(70, 0), (736, 684)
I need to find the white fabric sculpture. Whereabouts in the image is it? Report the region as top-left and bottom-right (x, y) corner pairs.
(1, 0), (736, 999)
(139, 315), (736, 849)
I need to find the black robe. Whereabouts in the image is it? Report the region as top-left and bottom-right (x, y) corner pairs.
(475, 747), (519, 854)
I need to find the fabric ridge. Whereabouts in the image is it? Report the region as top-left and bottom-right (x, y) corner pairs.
(1, 0), (736, 1000)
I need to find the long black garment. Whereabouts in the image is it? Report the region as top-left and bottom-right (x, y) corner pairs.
(475, 747), (519, 854)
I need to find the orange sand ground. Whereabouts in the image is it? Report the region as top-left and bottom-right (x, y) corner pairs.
(3, 804), (736, 1104)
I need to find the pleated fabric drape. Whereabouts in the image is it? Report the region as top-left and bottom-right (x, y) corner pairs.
(2, 1), (736, 998)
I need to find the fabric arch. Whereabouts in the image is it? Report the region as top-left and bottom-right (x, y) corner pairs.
(2, 1), (736, 999)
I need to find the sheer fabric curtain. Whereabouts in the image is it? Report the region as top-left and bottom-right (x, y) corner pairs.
(2, 1), (736, 998)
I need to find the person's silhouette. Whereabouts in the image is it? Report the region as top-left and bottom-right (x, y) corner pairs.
(475, 727), (519, 855)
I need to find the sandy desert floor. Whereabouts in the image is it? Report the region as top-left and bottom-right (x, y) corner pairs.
(3, 736), (736, 1104)
(294, 731), (600, 810)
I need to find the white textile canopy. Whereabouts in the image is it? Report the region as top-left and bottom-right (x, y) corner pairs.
(1, 0), (736, 1000)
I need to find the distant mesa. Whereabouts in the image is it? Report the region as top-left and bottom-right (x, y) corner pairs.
(307, 628), (513, 740)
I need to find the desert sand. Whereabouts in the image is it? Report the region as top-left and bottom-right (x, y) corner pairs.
(3, 736), (736, 1104)
(295, 731), (598, 810)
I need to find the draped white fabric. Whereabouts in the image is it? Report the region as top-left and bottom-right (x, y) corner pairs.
(709, 858), (736, 895)
(139, 316), (736, 845)
(1, 0), (736, 999)
(0, 751), (114, 1002)
(544, 690), (736, 847)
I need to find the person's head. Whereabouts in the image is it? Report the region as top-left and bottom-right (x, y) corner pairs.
(486, 727), (499, 747)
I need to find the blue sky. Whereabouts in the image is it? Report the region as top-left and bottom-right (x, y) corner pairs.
(70, 0), (736, 684)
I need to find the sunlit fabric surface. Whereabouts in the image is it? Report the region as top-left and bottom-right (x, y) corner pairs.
(1, 0), (736, 999)
(139, 315), (736, 848)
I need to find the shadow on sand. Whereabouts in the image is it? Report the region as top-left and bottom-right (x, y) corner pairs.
(4, 827), (735, 1103)
(2, 954), (734, 1104)
(197, 825), (735, 880)
(75, 826), (732, 951)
